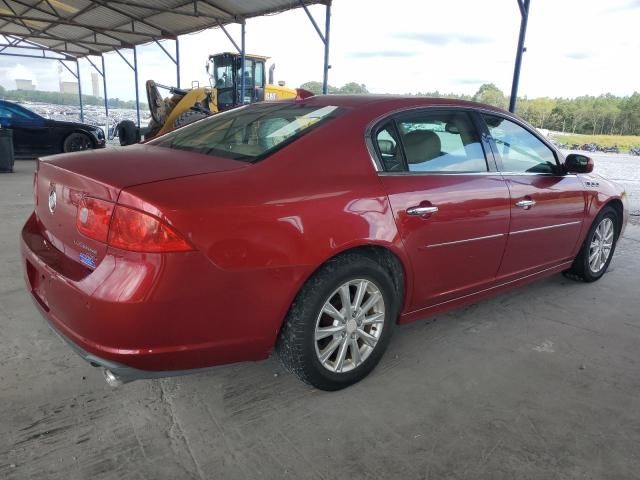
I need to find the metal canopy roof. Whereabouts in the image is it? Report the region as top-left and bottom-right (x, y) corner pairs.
(0, 0), (325, 58)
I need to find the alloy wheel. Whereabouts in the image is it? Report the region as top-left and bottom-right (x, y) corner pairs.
(314, 279), (385, 373)
(589, 217), (614, 273)
(70, 135), (92, 151)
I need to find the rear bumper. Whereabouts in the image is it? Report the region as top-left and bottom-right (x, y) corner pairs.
(43, 312), (219, 383)
(21, 212), (301, 377)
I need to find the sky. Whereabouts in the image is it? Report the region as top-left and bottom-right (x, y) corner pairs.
(1, 0), (639, 102)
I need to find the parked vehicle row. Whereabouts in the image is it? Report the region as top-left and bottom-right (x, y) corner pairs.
(552, 139), (640, 155)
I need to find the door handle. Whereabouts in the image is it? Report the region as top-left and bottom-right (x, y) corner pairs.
(407, 205), (439, 216)
(515, 199), (536, 209)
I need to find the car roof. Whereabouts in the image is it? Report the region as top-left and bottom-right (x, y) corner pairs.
(0, 99), (27, 108)
(296, 94), (509, 115)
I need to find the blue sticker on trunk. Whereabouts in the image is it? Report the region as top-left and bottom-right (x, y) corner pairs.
(79, 252), (97, 269)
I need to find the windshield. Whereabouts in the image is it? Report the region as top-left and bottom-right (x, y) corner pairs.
(150, 103), (343, 162)
(0, 102), (40, 120)
(211, 56), (234, 89)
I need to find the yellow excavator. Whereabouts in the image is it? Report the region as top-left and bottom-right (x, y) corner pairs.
(116, 52), (313, 145)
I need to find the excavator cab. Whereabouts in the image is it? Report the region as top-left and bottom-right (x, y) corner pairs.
(207, 52), (267, 110)
(116, 52), (310, 147)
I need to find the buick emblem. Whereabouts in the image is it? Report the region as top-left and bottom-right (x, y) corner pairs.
(48, 189), (57, 213)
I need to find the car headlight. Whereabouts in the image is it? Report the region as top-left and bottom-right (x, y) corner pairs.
(95, 127), (105, 139)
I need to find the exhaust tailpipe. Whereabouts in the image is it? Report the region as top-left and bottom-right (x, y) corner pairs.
(103, 368), (124, 387)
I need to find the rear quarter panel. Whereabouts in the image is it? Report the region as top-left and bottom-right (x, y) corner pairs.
(118, 109), (409, 353)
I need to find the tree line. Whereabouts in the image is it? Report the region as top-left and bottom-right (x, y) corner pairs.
(4, 81), (638, 136)
(301, 81), (640, 136)
(0, 85), (147, 110)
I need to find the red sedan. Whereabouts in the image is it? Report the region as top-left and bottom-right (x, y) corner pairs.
(21, 96), (629, 390)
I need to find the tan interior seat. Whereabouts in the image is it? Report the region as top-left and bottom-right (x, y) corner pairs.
(403, 130), (441, 164)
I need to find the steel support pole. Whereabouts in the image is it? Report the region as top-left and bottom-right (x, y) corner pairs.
(133, 46), (140, 126)
(101, 55), (108, 119)
(322, 2), (331, 95)
(175, 37), (181, 88)
(240, 22), (246, 104)
(76, 60), (84, 122)
(300, 0), (332, 95)
(509, 0), (530, 113)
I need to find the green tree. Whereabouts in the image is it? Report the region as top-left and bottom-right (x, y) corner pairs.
(299, 81), (338, 95)
(619, 92), (640, 135)
(276, 80), (640, 136)
(528, 97), (556, 128)
(0, 88), (147, 110)
(338, 82), (368, 94)
(300, 81), (369, 95)
(473, 83), (508, 109)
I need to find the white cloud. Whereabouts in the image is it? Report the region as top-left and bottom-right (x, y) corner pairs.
(0, 0), (638, 102)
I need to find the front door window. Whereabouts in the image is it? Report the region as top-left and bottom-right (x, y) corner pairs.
(482, 114), (557, 174)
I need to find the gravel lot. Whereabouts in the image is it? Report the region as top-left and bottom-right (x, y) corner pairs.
(1, 159), (639, 479)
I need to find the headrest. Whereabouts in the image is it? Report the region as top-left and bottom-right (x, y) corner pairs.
(403, 130), (441, 164)
(378, 139), (396, 155)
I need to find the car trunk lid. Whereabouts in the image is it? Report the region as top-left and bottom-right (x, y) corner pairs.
(34, 144), (247, 269)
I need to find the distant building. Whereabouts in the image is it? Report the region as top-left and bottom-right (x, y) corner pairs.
(91, 73), (100, 97)
(15, 79), (35, 91)
(60, 81), (78, 95)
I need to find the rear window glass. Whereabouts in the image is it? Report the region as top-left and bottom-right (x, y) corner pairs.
(150, 103), (342, 162)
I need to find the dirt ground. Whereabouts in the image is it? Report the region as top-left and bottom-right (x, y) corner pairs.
(1, 160), (639, 480)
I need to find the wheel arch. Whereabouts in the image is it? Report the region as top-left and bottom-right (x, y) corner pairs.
(61, 129), (95, 152)
(604, 198), (624, 235)
(331, 244), (407, 310)
(275, 242), (411, 345)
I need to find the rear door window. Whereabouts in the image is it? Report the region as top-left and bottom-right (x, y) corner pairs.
(374, 123), (404, 171)
(374, 110), (488, 173)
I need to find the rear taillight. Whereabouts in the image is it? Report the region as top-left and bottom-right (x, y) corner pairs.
(76, 197), (114, 242)
(108, 205), (193, 252)
(76, 198), (192, 252)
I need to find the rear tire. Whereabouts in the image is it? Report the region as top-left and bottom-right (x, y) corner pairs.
(277, 252), (399, 391)
(172, 110), (209, 129)
(63, 132), (93, 152)
(564, 206), (619, 282)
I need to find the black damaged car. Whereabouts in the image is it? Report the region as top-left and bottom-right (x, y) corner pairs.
(0, 100), (105, 158)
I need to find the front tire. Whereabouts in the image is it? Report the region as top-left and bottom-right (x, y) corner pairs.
(116, 120), (139, 146)
(277, 252), (399, 391)
(63, 132), (93, 152)
(564, 206), (619, 282)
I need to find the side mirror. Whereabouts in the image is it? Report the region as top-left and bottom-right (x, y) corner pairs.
(564, 153), (594, 174)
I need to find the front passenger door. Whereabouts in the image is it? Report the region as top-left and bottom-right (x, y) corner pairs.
(481, 114), (586, 280)
(375, 109), (511, 312)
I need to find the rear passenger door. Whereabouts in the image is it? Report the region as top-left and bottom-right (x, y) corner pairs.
(373, 109), (511, 311)
(481, 113), (586, 280)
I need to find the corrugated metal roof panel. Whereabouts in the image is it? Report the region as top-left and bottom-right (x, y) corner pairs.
(0, 0), (324, 58)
